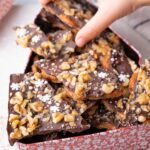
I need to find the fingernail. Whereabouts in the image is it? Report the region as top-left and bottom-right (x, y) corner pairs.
(76, 37), (85, 47)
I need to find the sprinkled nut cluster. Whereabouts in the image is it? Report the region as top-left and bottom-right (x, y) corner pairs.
(102, 83), (115, 94)
(8, 73), (54, 140)
(49, 91), (88, 125)
(8, 73), (91, 144)
(35, 51), (127, 101)
(15, 25), (75, 59)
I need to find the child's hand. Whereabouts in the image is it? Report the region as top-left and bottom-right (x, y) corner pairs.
(40, 0), (150, 47)
(75, 0), (149, 47)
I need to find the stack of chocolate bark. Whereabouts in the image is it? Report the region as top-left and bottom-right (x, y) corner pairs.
(7, 0), (150, 145)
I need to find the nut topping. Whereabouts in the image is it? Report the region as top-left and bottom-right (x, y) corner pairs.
(29, 101), (44, 112)
(102, 83), (114, 94)
(52, 112), (64, 123)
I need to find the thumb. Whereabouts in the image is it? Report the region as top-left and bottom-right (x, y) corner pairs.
(75, 0), (134, 47)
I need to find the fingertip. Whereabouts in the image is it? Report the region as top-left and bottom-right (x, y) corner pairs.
(39, 0), (50, 5)
(75, 36), (85, 47)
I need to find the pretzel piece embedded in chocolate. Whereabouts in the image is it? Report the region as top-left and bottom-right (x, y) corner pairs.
(44, 0), (95, 29)
(34, 53), (128, 101)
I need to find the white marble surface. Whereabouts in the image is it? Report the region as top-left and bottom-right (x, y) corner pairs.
(0, 1), (150, 150)
(0, 3), (41, 150)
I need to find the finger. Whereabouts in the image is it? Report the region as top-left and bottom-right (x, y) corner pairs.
(39, 0), (51, 5)
(75, 0), (133, 47)
(75, 10), (114, 47)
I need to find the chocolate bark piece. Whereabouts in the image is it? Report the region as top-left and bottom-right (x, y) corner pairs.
(44, 0), (95, 29)
(101, 30), (121, 48)
(83, 103), (117, 130)
(50, 30), (76, 58)
(102, 97), (138, 127)
(85, 35), (134, 79)
(35, 8), (69, 34)
(33, 58), (67, 83)
(34, 53), (127, 101)
(15, 24), (75, 59)
(7, 72), (55, 145)
(7, 72), (90, 145)
(129, 60), (150, 124)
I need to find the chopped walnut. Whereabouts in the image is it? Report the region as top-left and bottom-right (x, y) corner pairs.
(117, 99), (123, 109)
(9, 114), (19, 122)
(138, 115), (146, 122)
(27, 123), (37, 133)
(135, 108), (141, 115)
(13, 104), (27, 115)
(71, 110), (79, 116)
(57, 72), (73, 82)
(10, 129), (22, 140)
(141, 105), (149, 112)
(10, 97), (22, 105)
(21, 99), (29, 108)
(15, 92), (23, 101)
(122, 78), (129, 87)
(128, 59), (137, 72)
(19, 126), (29, 136)
(75, 83), (87, 95)
(41, 41), (53, 49)
(70, 76), (77, 86)
(27, 116), (38, 133)
(102, 83), (115, 94)
(36, 47), (43, 55)
(64, 114), (75, 122)
(69, 122), (76, 127)
(10, 92), (23, 105)
(16, 36), (30, 48)
(52, 112), (64, 123)
(89, 61), (97, 72)
(53, 92), (66, 101)
(76, 102), (87, 113)
(59, 62), (71, 70)
(34, 72), (42, 80)
(78, 72), (91, 83)
(20, 117), (27, 126)
(79, 53), (88, 60)
(29, 101), (44, 113)
(136, 93), (149, 105)
(11, 120), (20, 129)
(27, 91), (33, 99)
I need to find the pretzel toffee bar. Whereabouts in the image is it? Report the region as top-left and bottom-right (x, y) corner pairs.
(8, 0), (150, 146)
(33, 53), (129, 101)
(15, 24), (76, 59)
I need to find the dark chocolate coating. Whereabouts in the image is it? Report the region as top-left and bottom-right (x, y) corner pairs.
(7, 73), (90, 145)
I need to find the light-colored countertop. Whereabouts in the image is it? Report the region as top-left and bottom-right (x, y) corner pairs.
(0, 1), (149, 149)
